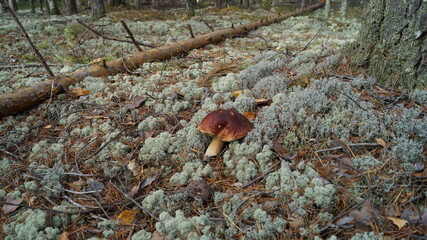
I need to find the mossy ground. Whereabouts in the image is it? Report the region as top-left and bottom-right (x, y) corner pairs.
(0, 4), (425, 240)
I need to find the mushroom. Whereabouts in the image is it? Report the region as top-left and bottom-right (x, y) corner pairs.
(197, 109), (253, 157)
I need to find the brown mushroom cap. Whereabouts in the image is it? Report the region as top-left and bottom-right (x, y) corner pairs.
(197, 109), (253, 142)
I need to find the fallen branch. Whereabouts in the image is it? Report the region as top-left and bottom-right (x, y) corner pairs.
(0, 3), (325, 118)
(120, 20), (143, 51)
(0, 0), (54, 77)
(0, 63), (64, 69)
(77, 19), (157, 49)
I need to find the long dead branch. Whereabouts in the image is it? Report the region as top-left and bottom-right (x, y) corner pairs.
(77, 19), (157, 49)
(0, 0), (54, 77)
(0, 3), (324, 118)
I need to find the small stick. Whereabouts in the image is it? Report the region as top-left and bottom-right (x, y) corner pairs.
(0, 63), (64, 69)
(186, 24), (195, 38)
(201, 19), (214, 32)
(120, 20), (143, 51)
(315, 143), (379, 153)
(77, 19), (157, 48)
(0, 0), (54, 77)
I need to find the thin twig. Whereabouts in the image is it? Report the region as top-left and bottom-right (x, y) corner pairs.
(109, 180), (161, 223)
(293, 24), (323, 57)
(77, 19), (157, 49)
(120, 20), (143, 51)
(187, 24), (195, 38)
(315, 143), (379, 153)
(0, 0), (54, 77)
(80, 126), (132, 162)
(201, 18), (214, 32)
(0, 63), (64, 69)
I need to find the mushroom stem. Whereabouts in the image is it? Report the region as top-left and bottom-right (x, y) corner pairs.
(205, 138), (225, 157)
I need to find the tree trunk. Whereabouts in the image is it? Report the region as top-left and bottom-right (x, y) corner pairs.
(185, 0), (196, 16)
(65, 0), (77, 14)
(324, 0), (331, 18)
(0, 3), (325, 118)
(109, 0), (125, 6)
(30, 0), (35, 13)
(91, 0), (106, 18)
(134, 0), (143, 9)
(216, 0), (222, 8)
(44, 0), (50, 14)
(151, 0), (158, 9)
(350, 0), (426, 88)
(8, 0), (17, 11)
(341, 0), (347, 17)
(48, 0), (60, 14)
(39, 0), (43, 12)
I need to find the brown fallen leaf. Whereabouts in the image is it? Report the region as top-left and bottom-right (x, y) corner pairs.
(387, 217), (408, 230)
(255, 98), (272, 105)
(128, 160), (142, 177)
(116, 209), (139, 224)
(128, 177), (156, 198)
(349, 200), (373, 228)
(243, 111), (257, 120)
(233, 90), (243, 97)
(401, 208), (420, 225)
(288, 214), (304, 228)
(71, 88), (90, 97)
(272, 141), (287, 158)
(184, 179), (213, 203)
(375, 138), (387, 147)
(1, 195), (23, 214)
(58, 232), (69, 240)
(151, 231), (165, 240)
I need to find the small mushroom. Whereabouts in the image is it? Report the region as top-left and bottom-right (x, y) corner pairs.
(197, 109), (253, 157)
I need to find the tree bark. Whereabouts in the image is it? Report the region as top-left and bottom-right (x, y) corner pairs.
(109, 0), (125, 6)
(341, 0), (347, 17)
(30, 0), (35, 13)
(324, 0), (331, 18)
(350, 0), (426, 88)
(48, 0), (61, 14)
(185, 0), (196, 16)
(0, 3), (325, 118)
(65, 0), (77, 14)
(91, 0), (106, 18)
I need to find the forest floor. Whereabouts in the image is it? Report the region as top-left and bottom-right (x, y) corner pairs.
(0, 5), (426, 240)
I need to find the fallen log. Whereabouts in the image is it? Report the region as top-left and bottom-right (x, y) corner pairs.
(0, 2), (324, 119)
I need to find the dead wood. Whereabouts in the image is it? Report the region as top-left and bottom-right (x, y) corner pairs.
(0, 0), (54, 77)
(0, 3), (324, 119)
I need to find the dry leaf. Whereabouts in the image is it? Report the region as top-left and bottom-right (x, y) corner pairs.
(255, 98), (272, 105)
(128, 177), (156, 198)
(375, 138), (387, 147)
(288, 215), (304, 228)
(422, 208), (427, 227)
(58, 232), (69, 240)
(349, 200), (373, 227)
(84, 116), (108, 120)
(128, 160), (141, 177)
(243, 111), (257, 120)
(116, 209), (139, 224)
(387, 217), (407, 229)
(401, 208), (420, 225)
(272, 141), (287, 157)
(89, 58), (105, 65)
(71, 88), (90, 97)
(44, 125), (52, 129)
(184, 179), (213, 203)
(1, 195), (23, 214)
(233, 90), (243, 97)
(151, 231), (165, 240)
(336, 216), (355, 227)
